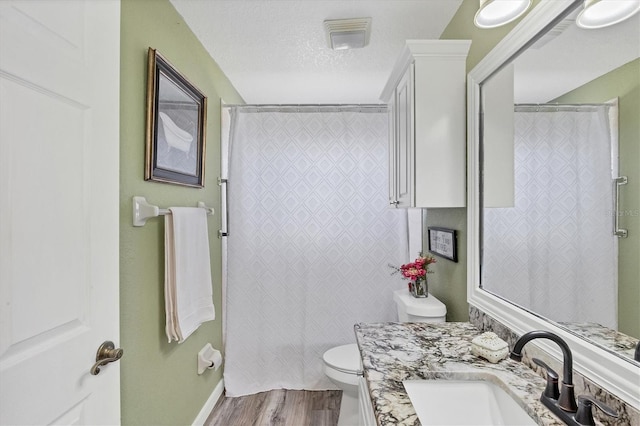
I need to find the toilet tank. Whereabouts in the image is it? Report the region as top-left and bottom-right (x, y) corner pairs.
(393, 289), (446, 323)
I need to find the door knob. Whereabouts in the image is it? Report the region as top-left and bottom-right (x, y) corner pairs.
(90, 341), (123, 375)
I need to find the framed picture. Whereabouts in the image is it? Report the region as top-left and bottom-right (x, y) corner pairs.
(428, 227), (458, 262)
(145, 48), (207, 187)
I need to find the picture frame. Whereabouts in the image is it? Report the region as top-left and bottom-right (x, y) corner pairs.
(427, 227), (458, 262)
(145, 48), (207, 187)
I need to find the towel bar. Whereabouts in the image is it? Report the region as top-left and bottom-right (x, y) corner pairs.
(133, 196), (214, 227)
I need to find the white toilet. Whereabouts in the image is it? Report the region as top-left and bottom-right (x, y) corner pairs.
(322, 289), (446, 425)
(392, 288), (447, 323)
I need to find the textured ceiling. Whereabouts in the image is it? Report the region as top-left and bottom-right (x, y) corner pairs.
(170, 1), (639, 105)
(170, 0), (463, 104)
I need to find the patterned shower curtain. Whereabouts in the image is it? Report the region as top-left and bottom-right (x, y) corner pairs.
(482, 105), (617, 329)
(224, 107), (409, 396)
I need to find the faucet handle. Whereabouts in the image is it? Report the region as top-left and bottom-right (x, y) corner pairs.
(575, 395), (618, 426)
(532, 358), (560, 399)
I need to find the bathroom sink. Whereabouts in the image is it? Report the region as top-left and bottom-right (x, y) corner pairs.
(403, 380), (536, 425)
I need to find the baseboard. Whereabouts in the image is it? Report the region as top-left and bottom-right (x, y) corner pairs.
(192, 379), (225, 426)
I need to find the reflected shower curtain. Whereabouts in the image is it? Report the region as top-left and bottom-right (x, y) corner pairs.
(483, 106), (617, 329)
(224, 107), (408, 396)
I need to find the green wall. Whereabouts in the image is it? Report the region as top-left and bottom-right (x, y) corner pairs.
(426, 0), (541, 322)
(120, 0), (243, 424)
(553, 59), (640, 338)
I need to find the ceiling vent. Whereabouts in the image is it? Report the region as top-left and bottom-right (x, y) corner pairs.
(324, 18), (371, 50)
(529, 18), (575, 49)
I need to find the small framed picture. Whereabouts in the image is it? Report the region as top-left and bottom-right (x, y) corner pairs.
(428, 227), (458, 262)
(145, 48), (207, 187)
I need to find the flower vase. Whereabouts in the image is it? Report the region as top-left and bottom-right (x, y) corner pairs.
(410, 278), (428, 298)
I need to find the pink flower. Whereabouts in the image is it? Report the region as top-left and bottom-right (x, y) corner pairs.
(390, 253), (437, 283)
(389, 253), (436, 281)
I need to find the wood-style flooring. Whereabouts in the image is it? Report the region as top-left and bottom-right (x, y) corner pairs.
(205, 389), (342, 426)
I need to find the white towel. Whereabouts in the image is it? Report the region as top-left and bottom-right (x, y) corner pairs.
(165, 207), (215, 343)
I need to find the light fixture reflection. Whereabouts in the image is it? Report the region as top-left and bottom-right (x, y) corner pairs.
(576, 0), (640, 29)
(474, 0), (532, 28)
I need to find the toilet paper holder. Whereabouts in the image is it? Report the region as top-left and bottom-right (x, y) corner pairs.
(197, 343), (223, 375)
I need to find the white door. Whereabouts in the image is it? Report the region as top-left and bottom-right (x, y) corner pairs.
(0, 1), (121, 424)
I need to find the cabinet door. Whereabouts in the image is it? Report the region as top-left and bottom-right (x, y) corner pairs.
(358, 376), (376, 426)
(388, 90), (397, 206)
(395, 65), (414, 207)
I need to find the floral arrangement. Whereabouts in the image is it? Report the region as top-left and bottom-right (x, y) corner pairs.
(390, 253), (436, 297)
(390, 253), (436, 282)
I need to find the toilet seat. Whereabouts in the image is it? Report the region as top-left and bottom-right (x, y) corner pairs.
(323, 343), (362, 375)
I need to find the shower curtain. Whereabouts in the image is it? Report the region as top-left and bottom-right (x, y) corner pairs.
(224, 107), (409, 396)
(482, 105), (618, 329)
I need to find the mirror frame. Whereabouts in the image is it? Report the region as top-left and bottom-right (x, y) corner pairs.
(467, 0), (639, 410)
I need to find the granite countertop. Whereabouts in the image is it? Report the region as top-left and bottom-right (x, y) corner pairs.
(558, 321), (639, 362)
(354, 322), (565, 426)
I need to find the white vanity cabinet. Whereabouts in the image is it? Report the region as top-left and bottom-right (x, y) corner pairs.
(381, 40), (471, 208)
(358, 375), (376, 426)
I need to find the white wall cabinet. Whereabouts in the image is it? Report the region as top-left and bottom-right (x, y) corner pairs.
(482, 62), (515, 208)
(382, 40), (471, 208)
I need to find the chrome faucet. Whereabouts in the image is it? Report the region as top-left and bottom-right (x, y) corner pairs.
(510, 330), (618, 426)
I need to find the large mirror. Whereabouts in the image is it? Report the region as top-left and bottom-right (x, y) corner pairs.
(468, 0), (639, 409)
(480, 1), (639, 364)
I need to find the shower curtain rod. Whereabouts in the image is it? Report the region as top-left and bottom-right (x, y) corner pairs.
(222, 104), (387, 113)
(515, 102), (615, 111)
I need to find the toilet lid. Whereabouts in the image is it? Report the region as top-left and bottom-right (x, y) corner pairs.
(323, 343), (361, 374)
(393, 289), (447, 317)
